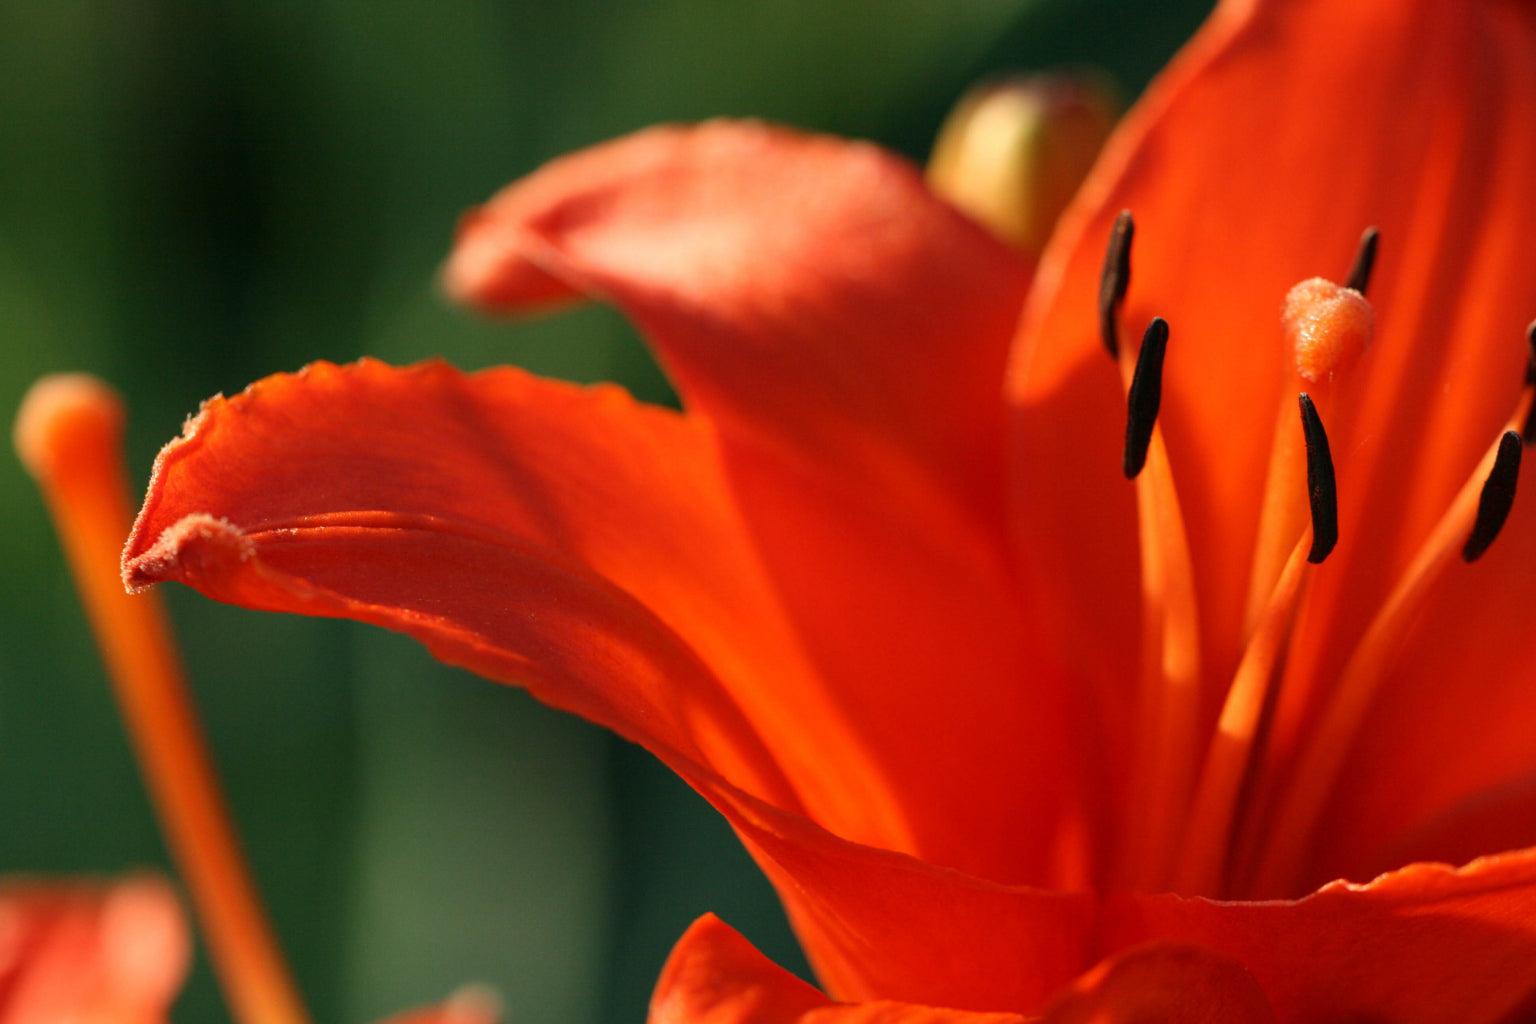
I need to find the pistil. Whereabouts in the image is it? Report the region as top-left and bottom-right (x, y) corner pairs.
(1242, 272), (1373, 635)
(15, 375), (311, 1024)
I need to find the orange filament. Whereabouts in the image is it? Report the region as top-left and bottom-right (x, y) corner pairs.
(1115, 326), (1203, 890)
(1252, 387), (1535, 895)
(1102, 220), (1532, 900)
(14, 375), (311, 1024)
(1177, 532), (1311, 896)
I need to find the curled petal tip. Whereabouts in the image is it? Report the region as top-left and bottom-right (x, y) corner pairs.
(122, 513), (254, 594)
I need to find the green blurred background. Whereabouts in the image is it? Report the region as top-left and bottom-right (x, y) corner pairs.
(0, 1), (1213, 1020)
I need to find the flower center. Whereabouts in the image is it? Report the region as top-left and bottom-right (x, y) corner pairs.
(1095, 217), (1533, 898)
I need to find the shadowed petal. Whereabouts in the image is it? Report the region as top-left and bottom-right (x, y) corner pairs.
(1036, 940), (1275, 1024)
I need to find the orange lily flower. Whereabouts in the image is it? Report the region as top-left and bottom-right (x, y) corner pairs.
(117, 0), (1536, 1020)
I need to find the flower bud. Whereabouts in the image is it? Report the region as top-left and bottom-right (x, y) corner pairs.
(927, 72), (1118, 254)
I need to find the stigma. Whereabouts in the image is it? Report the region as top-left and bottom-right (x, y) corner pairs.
(1282, 277), (1374, 384)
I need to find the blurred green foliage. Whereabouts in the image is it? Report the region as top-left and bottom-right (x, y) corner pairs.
(0, 0), (1212, 1021)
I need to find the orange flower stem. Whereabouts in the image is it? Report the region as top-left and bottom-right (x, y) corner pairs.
(1118, 337), (1203, 891)
(15, 375), (312, 1024)
(1253, 388), (1533, 894)
(1177, 532), (1310, 896)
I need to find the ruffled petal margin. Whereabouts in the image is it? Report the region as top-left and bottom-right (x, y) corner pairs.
(1107, 849), (1536, 1024)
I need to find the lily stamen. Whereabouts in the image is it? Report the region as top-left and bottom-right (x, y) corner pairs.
(14, 376), (311, 1024)
(1179, 529), (1312, 897)
(1243, 266), (1374, 636)
(1298, 393), (1338, 564)
(1462, 431), (1523, 562)
(1100, 218), (1536, 899)
(1099, 216), (1204, 890)
(1343, 225), (1380, 296)
(1098, 209), (1134, 358)
(1253, 383), (1534, 895)
(1121, 316), (1168, 479)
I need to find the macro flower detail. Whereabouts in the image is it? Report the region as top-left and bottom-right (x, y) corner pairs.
(118, 0), (1536, 1021)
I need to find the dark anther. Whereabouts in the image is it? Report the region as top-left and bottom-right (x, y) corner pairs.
(1299, 393), (1338, 563)
(1099, 210), (1135, 358)
(1123, 316), (1168, 479)
(1462, 430), (1523, 563)
(1344, 226), (1379, 296)
(1524, 320), (1536, 388)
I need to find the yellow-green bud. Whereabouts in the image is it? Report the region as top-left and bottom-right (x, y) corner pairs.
(927, 73), (1118, 255)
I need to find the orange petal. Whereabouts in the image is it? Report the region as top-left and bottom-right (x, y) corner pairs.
(118, 360), (1100, 1006)
(1036, 941), (1274, 1024)
(707, 788), (1096, 1013)
(444, 120), (1092, 890)
(1010, 0), (1536, 726)
(1106, 850), (1536, 1024)
(1307, 491), (1536, 886)
(444, 119), (1030, 534)
(122, 358), (915, 853)
(649, 915), (829, 1024)
(0, 876), (190, 1024)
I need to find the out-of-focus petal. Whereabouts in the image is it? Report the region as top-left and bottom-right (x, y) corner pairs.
(0, 876), (189, 1024)
(372, 986), (502, 1024)
(443, 119), (1092, 889)
(1106, 850), (1536, 1024)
